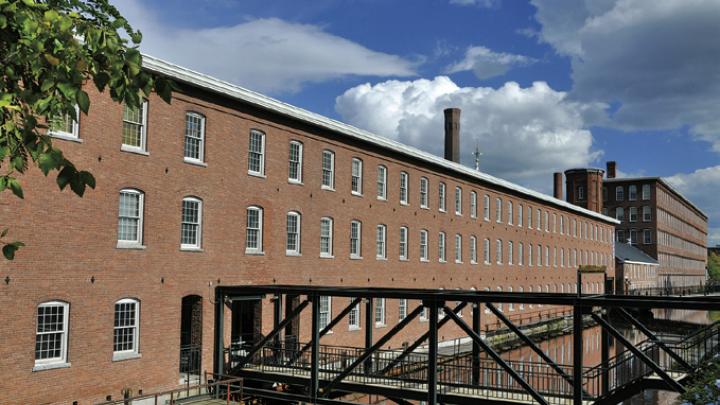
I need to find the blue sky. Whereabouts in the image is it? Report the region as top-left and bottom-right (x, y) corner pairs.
(113, 0), (720, 245)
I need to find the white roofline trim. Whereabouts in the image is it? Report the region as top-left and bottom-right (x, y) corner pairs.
(619, 260), (659, 266)
(142, 54), (619, 225)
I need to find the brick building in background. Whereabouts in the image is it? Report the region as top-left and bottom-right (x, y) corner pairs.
(0, 55), (617, 404)
(560, 161), (708, 289)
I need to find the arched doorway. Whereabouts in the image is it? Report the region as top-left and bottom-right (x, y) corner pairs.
(180, 295), (202, 382)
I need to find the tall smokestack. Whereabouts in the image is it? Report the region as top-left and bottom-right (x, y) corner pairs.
(444, 108), (460, 163)
(553, 172), (563, 200)
(607, 161), (617, 179)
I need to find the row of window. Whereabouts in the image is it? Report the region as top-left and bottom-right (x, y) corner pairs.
(601, 184), (652, 202)
(607, 206), (652, 223)
(658, 253), (707, 271)
(616, 229), (654, 245)
(657, 230), (707, 257)
(33, 299), (139, 370)
(656, 188), (706, 228)
(657, 208), (706, 242)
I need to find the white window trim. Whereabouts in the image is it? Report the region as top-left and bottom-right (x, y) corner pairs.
(48, 105), (81, 141)
(470, 235), (477, 264)
(399, 172), (409, 205)
(121, 100), (148, 153)
(350, 220), (362, 259)
(351, 158), (363, 196)
(321, 150), (335, 191)
(376, 224), (386, 260)
(419, 230), (429, 262)
(320, 217), (334, 258)
(455, 234), (462, 263)
(455, 187), (462, 215)
(112, 298), (141, 361)
(288, 140), (303, 184)
(438, 232), (447, 263)
(117, 189), (144, 249)
(470, 191), (477, 218)
(286, 211), (302, 256)
(348, 303), (361, 331)
(245, 206), (264, 254)
(377, 165), (387, 201)
(374, 298), (386, 327)
(438, 183), (447, 212)
(420, 177), (429, 209)
(483, 195), (490, 221)
(399, 226), (409, 261)
(248, 129), (266, 177)
(319, 296), (332, 330)
(180, 197), (203, 250)
(183, 112), (206, 165)
(34, 301), (71, 370)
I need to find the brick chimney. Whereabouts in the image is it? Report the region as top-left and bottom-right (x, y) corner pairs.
(553, 172), (563, 199)
(606, 161), (617, 179)
(444, 108), (460, 163)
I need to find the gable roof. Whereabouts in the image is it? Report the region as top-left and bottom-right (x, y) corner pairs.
(142, 54), (619, 225)
(615, 243), (659, 265)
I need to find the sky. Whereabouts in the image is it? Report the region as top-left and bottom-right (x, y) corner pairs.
(112, 0), (720, 246)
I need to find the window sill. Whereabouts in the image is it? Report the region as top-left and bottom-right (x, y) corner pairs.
(439, 260), (447, 264)
(117, 243), (146, 250)
(470, 261), (477, 265)
(351, 192), (363, 197)
(248, 171), (266, 179)
(180, 247), (204, 252)
(420, 206), (429, 210)
(399, 258), (409, 262)
(321, 186), (335, 192)
(455, 261), (463, 264)
(288, 180), (303, 186)
(320, 255), (334, 259)
(120, 144), (149, 156)
(184, 158), (207, 167)
(113, 352), (142, 362)
(377, 197), (387, 201)
(350, 255), (363, 260)
(33, 362), (71, 372)
(245, 251), (265, 256)
(348, 326), (361, 332)
(375, 323), (386, 328)
(376, 257), (387, 261)
(455, 212), (462, 216)
(400, 202), (409, 206)
(439, 209), (447, 213)
(49, 133), (82, 143)
(286, 252), (302, 257)
(420, 258), (429, 263)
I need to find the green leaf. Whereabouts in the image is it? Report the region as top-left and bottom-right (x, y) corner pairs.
(8, 178), (23, 199)
(93, 71), (110, 90)
(1, 229), (7, 238)
(69, 175), (86, 197)
(76, 90), (90, 114)
(79, 171), (96, 189)
(3, 244), (18, 260)
(56, 165), (74, 190)
(56, 82), (77, 100)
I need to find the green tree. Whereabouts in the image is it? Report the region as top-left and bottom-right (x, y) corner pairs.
(0, 0), (173, 259)
(708, 252), (720, 281)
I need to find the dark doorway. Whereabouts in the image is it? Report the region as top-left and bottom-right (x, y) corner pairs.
(180, 295), (203, 382)
(231, 299), (262, 349)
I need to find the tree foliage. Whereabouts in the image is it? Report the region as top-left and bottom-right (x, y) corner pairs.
(0, 0), (173, 259)
(709, 252), (720, 281)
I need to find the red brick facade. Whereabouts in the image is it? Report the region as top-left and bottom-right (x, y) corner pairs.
(0, 62), (615, 404)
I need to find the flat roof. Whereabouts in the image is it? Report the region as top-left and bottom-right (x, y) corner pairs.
(605, 177), (707, 219)
(142, 54), (618, 225)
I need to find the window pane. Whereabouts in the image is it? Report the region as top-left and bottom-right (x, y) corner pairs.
(184, 113), (204, 160)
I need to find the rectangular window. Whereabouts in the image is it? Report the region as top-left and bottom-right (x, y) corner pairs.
(420, 177), (429, 208)
(420, 230), (429, 261)
(248, 130), (265, 176)
(537, 245), (542, 267)
(352, 158), (363, 195)
(438, 232), (446, 262)
(496, 239), (503, 264)
(181, 198), (202, 249)
(518, 204), (523, 227)
(528, 244), (533, 266)
(495, 198), (502, 223)
(455, 234), (462, 263)
(470, 236), (477, 264)
(643, 206), (651, 222)
(616, 186), (624, 201)
(643, 229), (652, 244)
(483, 239), (491, 264)
(320, 217), (333, 257)
(577, 186), (585, 200)
(400, 172), (409, 205)
(319, 296), (331, 329)
(398, 299), (408, 320)
(455, 187), (462, 215)
(288, 141), (303, 183)
(374, 298), (386, 326)
(113, 299), (139, 356)
(350, 221), (362, 258)
(48, 106), (79, 139)
(508, 241), (513, 265)
(628, 185), (637, 201)
(536, 208), (542, 229)
(118, 190), (143, 246)
(518, 243), (524, 266)
(35, 302), (69, 366)
(642, 184), (651, 200)
(376, 224), (386, 259)
(616, 207), (625, 222)
(348, 302), (360, 330)
(122, 101), (147, 151)
(544, 211), (549, 232)
(528, 206), (532, 229)
(545, 246), (550, 267)
(629, 207), (638, 222)
(630, 229), (638, 244)
(470, 191), (477, 218)
(377, 166), (387, 200)
(439, 183), (446, 211)
(616, 229), (625, 243)
(286, 212), (301, 255)
(322, 150), (335, 189)
(399, 227), (408, 260)
(483, 194), (490, 221)
(184, 112), (205, 163)
(246, 207), (263, 253)
(508, 201), (513, 225)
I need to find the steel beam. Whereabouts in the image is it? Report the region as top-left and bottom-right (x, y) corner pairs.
(443, 306), (549, 405)
(321, 305), (425, 396)
(472, 302), (481, 385)
(310, 294), (320, 403)
(601, 309), (610, 396)
(378, 302), (467, 375)
(232, 298), (310, 371)
(591, 313), (686, 393)
(572, 304), (583, 405)
(616, 308), (693, 371)
(364, 298), (373, 375)
(428, 300), (439, 405)
(214, 288), (225, 375)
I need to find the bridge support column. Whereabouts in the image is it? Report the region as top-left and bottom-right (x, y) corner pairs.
(310, 293), (320, 403)
(214, 288), (225, 375)
(364, 298), (373, 375)
(601, 309), (610, 396)
(472, 302), (481, 385)
(273, 294), (282, 350)
(428, 299), (439, 405)
(573, 304), (584, 405)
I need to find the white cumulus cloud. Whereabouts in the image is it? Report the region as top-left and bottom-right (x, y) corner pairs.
(446, 46), (536, 80)
(113, 0), (417, 94)
(335, 76), (604, 192)
(666, 165), (720, 246)
(531, 0), (720, 150)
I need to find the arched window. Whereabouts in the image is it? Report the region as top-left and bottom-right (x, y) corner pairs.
(113, 298), (140, 359)
(118, 189), (144, 246)
(246, 206), (263, 253)
(286, 211), (301, 255)
(181, 197), (202, 249)
(35, 301), (70, 368)
(470, 235), (477, 264)
(496, 239), (503, 264)
(455, 234), (462, 263)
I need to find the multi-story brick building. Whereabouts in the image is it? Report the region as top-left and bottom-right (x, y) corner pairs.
(562, 161), (708, 289)
(0, 55), (617, 404)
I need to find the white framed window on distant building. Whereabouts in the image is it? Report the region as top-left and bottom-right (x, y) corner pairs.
(470, 235), (477, 264)
(320, 217), (333, 258)
(286, 211), (301, 255)
(319, 296), (331, 329)
(507, 201), (513, 225)
(616, 186), (624, 201)
(248, 129), (266, 176)
(420, 229), (429, 262)
(351, 158), (363, 195)
(321, 150), (335, 190)
(180, 197), (202, 250)
(642, 184), (651, 200)
(455, 186), (462, 215)
(496, 239), (503, 264)
(483, 194), (490, 221)
(350, 220), (362, 259)
(643, 206), (651, 222)
(288, 141), (303, 183)
(438, 232), (447, 262)
(184, 112), (205, 164)
(470, 191), (477, 218)
(455, 234), (462, 263)
(348, 301), (360, 330)
(398, 299), (408, 320)
(483, 238), (491, 264)
(113, 298), (140, 360)
(376, 224), (387, 259)
(495, 198), (502, 223)
(399, 226), (408, 260)
(34, 301), (70, 370)
(117, 189), (144, 247)
(628, 185), (637, 201)
(377, 165), (387, 200)
(439, 182), (447, 212)
(48, 105), (80, 140)
(246, 206), (264, 254)
(400, 171), (409, 205)
(420, 177), (429, 208)
(374, 298), (386, 326)
(121, 101), (147, 153)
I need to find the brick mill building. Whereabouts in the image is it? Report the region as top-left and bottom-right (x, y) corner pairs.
(0, 55), (618, 404)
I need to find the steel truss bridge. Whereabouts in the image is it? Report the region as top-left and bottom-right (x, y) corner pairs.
(212, 285), (720, 405)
